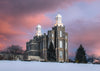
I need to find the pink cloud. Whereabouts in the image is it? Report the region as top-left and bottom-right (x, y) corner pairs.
(66, 19), (100, 57)
(0, 13), (52, 50)
(0, 0), (100, 58)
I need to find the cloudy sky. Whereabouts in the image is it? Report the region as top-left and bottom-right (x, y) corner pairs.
(0, 0), (100, 58)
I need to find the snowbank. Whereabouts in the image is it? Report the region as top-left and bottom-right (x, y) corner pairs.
(0, 61), (99, 71)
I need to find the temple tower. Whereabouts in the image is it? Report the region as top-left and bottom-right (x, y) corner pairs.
(55, 14), (63, 27)
(53, 14), (68, 62)
(35, 24), (42, 36)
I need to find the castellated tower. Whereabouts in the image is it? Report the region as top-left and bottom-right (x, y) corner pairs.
(25, 14), (68, 62)
(35, 24), (42, 36)
(48, 14), (68, 62)
(55, 14), (63, 27)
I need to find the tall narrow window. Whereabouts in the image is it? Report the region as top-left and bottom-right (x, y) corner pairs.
(60, 31), (62, 37)
(60, 41), (62, 48)
(66, 52), (68, 59)
(59, 51), (63, 59)
(52, 33), (54, 37)
(65, 36), (68, 39)
(28, 46), (30, 50)
(65, 42), (68, 49)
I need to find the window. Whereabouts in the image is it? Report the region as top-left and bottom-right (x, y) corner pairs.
(65, 42), (68, 49)
(59, 51), (63, 59)
(48, 41), (50, 48)
(28, 46), (30, 50)
(66, 52), (68, 59)
(52, 33), (54, 37)
(65, 36), (68, 39)
(52, 40), (54, 44)
(60, 41), (62, 48)
(48, 34), (50, 38)
(60, 31), (62, 37)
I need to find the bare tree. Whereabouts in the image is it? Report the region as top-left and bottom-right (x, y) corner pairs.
(5, 45), (24, 60)
(7, 45), (24, 55)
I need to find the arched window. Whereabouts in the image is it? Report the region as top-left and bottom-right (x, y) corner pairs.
(65, 36), (68, 39)
(52, 33), (54, 37)
(52, 40), (54, 44)
(59, 41), (62, 48)
(65, 42), (68, 49)
(66, 52), (68, 59)
(59, 51), (63, 59)
(60, 31), (62, 37)
(28, 46), (30, 50)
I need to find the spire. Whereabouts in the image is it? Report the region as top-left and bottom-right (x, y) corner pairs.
(35, 24), (42, 36)
(55, 14), (63, 27)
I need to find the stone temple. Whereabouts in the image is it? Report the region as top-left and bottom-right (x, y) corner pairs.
(25, 14), (68, 62)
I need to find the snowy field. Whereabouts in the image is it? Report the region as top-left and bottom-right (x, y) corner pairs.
(0, 61), (100, 71)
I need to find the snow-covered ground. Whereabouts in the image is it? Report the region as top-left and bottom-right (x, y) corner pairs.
(0, 61), (99, 71)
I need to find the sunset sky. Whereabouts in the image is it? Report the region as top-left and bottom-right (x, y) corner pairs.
(0, 0), (100, 58)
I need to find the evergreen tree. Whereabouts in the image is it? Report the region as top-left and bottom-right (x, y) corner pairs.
(47, 42), (56, 61)
(75, 44), (87, 63)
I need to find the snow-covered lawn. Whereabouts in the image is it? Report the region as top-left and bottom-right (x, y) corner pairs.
(0, 61), (99, 71)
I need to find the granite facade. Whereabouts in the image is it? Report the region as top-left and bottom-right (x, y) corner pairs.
(25, 26), (68, 62)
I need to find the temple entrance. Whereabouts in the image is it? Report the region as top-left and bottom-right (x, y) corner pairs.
(47, 42), (56, 61)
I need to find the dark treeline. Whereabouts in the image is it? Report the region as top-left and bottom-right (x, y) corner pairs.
(0, 44), (100, 64)
(0, 45), (24, 60)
